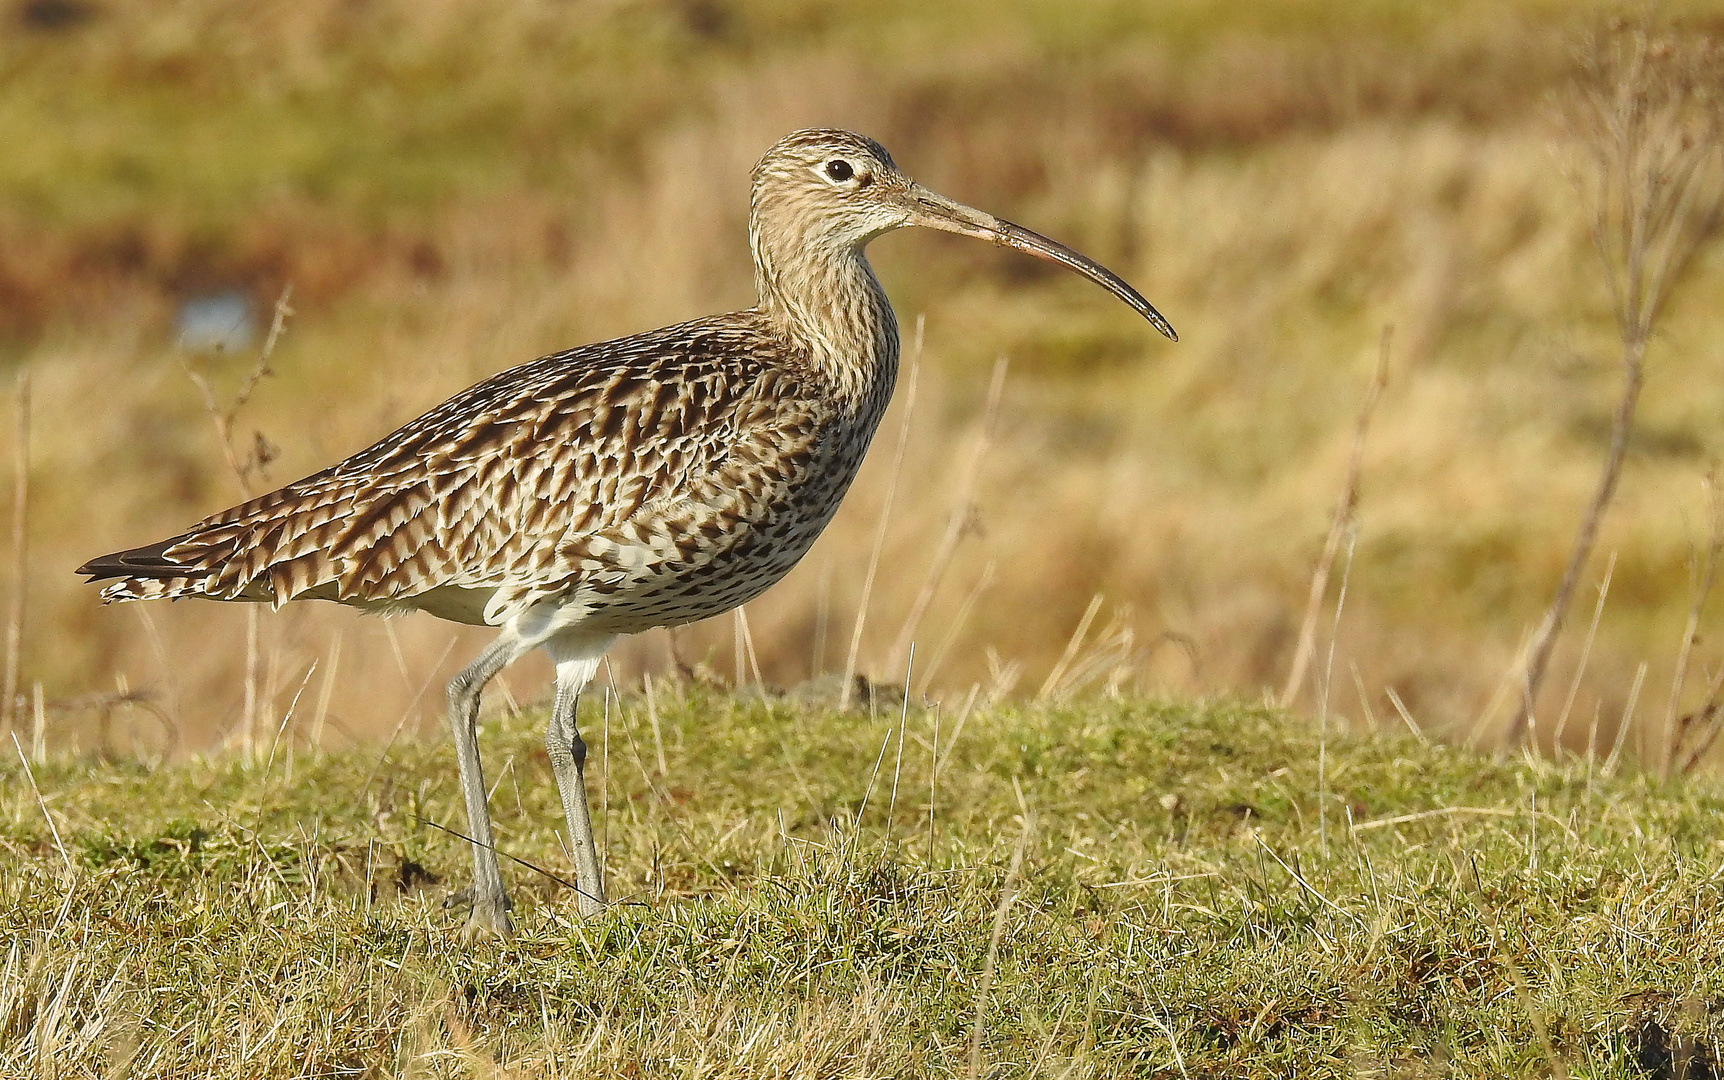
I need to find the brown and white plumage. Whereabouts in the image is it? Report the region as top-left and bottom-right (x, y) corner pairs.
(79, 129), (1175, 937)
(91, 315), (860, 632)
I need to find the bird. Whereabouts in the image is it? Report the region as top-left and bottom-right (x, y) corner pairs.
(79, 129), (1176, 938)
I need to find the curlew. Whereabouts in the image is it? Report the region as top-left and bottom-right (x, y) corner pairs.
(79, 129), (1176, 937)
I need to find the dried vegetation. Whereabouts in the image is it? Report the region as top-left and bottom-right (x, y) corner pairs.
(4, 2), (1724, 763)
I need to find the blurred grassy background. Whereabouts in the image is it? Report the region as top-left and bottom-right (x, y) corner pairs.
(8, 0), (1724, 757)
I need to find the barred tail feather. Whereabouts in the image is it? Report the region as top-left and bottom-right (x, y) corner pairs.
(97, 576), (215, 602)
(78, 534), (223, 603)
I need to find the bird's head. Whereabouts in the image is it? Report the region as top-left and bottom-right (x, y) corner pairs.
(750, 128), (1176, 341)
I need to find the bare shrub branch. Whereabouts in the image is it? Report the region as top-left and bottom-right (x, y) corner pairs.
(1511, 25), (1724, 746)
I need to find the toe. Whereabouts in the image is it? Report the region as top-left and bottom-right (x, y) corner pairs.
(460, 904), (515, 940)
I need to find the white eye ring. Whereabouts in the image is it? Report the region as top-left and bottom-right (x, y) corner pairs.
(823, 159), (855, 183)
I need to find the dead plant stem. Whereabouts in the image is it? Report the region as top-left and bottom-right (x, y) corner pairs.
(1553, 553), (1616, 755)
(1282, 326), (1389, 710)
(1514, 339), (1644, 743)
(841, 320), (922, 709)
(887, 355), (1006, 674)
(1513, 28), (1724, 744)
(1658, 477), (1724, 774)
(2, 370), (28, 735)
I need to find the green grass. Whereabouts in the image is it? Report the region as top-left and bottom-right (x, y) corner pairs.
(2, 693), (1721, 1076)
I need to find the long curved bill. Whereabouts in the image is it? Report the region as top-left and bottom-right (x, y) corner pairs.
(905, 185), (1178, 342)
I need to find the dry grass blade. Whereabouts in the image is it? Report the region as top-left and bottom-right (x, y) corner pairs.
(886, 356), (1008, 675)
(970, 800), (1032, 1080)
(1659, 476), (1724, 775)
(1038, 594), (1104, 702)
(1, 371), (27, 737)
(1281, 326), (1390, 710)
(1385, 686), (1429, 745)
(734, 606), (764, 692)
(1317, 525), (1359, 855)
(644, 672), (667, 777)
(917, 561), (995, 696)
(1553, 552), (1616, 755)
(28, 682), (43, 764)
(1605, 659), (1648, 775)
(11, 731), (69, 872)
(883, 645), (913, 842)
(263, 661), (319, 778)
(310, 628), (342, 751)
(841, 321), (923, 710)
(1452, 851), (1569, 1079)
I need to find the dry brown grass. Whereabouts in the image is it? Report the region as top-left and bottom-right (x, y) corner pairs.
(8, 2), (1724, 763)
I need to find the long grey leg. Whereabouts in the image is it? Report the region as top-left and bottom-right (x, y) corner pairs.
(546, 672), (607, 916)
(445, 636), (515, 938)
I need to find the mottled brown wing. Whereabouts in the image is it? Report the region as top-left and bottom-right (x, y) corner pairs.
(87, 314), (806, 611)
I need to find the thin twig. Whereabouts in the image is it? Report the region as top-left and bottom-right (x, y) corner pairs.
(179, 284), (295, 755)
(419, 818), (589, 902)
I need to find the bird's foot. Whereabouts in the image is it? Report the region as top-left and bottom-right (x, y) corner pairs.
(445, 886), (515, 939)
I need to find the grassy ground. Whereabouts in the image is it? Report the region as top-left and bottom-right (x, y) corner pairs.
(2, 691), (1720, 1076)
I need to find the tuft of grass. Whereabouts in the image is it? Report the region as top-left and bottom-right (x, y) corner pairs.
(2, 692), (1721, 1075)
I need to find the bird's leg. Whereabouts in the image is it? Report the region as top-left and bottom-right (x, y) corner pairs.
(546, 662), (607, 916)
(444, 637), (515, 939)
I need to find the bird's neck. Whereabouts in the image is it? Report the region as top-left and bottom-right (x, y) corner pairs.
(753, 242), (900, 409)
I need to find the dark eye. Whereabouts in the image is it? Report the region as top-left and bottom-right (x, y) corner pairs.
(825, 159), (854, 182)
